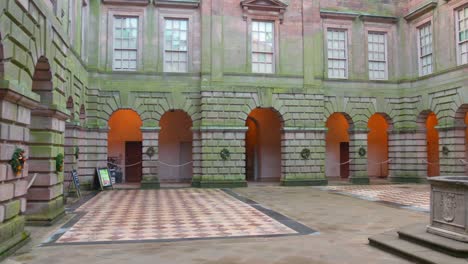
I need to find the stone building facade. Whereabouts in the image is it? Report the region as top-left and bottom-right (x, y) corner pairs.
(1, 0), (468, 257)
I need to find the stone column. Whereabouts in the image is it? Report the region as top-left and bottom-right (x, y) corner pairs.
(0, 90), (37, 256)
(141, 127), (160, 189)
(27, 107), (68, 225)
(192, 129), (202, 186)
(281, 128), (327, 186)
(438, 125), (467, 176)
(78, 127), (108, 189)
(388, 128), (427, 183)
(349, 128), (369, 184)
(64, 122), (80, 195)
(195, 127), (247, 188)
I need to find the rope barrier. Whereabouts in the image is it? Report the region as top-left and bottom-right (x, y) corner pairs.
(459, 159), (468, 164)
(107, 160), (194, 168)
(26, 173), (37, 190)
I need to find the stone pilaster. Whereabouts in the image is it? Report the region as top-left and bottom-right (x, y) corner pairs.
(388, 129), (427, 183)
(281, 128), (327, 186)
(26, 105), (68, 225)
(64, 122), (81, 195)
(438, 125), (467, 176)
(194, 127), (247, 188)
(0, 89), (37, 257)
(141, 127), (160, 189)
(349, 128), (369, 184)
(192, 129), (202, 186)
(78, 127), (108, 189)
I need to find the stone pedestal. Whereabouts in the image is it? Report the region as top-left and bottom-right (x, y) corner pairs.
(281, 128), (327, 186)
(141, 127), (160, 189)
(349, 128), (369, 184)
(427, 176), (468, 242)
(388, 129), (427, 183)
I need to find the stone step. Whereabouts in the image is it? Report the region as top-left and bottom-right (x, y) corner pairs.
(369, 232), (468, 264)
(398, 224), (468, 258)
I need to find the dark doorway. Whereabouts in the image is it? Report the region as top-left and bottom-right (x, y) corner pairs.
(125, 141), (142, 182)
(340, 142), (350, 178)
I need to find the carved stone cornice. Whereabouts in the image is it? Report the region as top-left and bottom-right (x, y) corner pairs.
(404, 0), (438, 21)
(240, 0), (288, 23)
(154, 0), (200, 8)
(101, 0), (150, 6)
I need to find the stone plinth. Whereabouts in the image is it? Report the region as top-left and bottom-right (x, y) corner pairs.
(427, 176), (468, 242)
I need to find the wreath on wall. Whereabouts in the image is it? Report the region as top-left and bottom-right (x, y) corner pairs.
(358, 147), (367, 157)
(56, 153), (64, 172)
(9, 148), (26, 176)
(300, 148), (311, 160)
(220, 148), (231, 161)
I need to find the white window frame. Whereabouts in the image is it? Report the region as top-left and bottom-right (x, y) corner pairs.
(163, 18), (189, 73)
(417, 22), (433, 76)
(326, 28), (348, 79)
(456, 5), (468, 65)
(367, 32), (388, 80)
(251, 20), (275, 74)
(112, 16), (139, 71)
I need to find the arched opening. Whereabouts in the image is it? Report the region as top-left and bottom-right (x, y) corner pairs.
(367, 114), (389, 178)
(245, 108), (282, 182)
(108, 109), (143, 183)
(66, 96), (74, 120)
(426, 112), (439, 176)
(325, 113), (351, 179)
(158, 110), (193, 183)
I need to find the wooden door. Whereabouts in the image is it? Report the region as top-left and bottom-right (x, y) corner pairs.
(125, 141), (142, 182)
(340, 142), (350, 178)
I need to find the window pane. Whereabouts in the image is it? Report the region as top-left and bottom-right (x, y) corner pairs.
(251, 21), (274, 74)
(113, 16), (138, 71)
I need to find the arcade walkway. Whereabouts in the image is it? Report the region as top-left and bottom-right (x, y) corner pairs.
(5, 185), (428, 264)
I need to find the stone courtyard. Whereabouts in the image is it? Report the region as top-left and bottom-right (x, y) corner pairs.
(3, 184), (428, 264)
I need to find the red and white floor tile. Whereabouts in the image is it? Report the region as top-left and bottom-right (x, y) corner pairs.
(322, 184), (430, 211)
(56, 189), (296, 244)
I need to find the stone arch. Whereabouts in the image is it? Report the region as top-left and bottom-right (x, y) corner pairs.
(417, 110), (440, 176)
(245, 107), (283, 182)
(79, 104), (86, 120)
(367, 113), (392, 178)
(325, 112), (354, 178)
(32, 56), (53, 104)
(66, 96), (74, 120)
(158, 109), (194, 183)
(108, 109), (143, 183)
(455, 104), (468, 127)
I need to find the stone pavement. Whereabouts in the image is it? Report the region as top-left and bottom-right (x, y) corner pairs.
(54, 189), (299, 244)
(321, 184), (430, 212)
(4, 185), (429, 264)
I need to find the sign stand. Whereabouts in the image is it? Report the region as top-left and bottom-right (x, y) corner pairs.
(96, 167), (114, 190)
(68, 169), (81, 198)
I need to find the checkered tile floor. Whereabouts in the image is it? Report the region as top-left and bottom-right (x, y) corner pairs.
(56, 189), (296, 244)
(322, 184), (430, 211)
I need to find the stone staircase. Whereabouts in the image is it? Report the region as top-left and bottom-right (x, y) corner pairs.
(369, 224), (468, 264)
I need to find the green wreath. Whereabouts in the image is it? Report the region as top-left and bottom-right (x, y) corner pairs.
(300, 148), (311, 160)
(56, 153), (64, 172)
(220, 148), (231, 161)
(9, 148), (26, 176)
(358, 147), (366, 157)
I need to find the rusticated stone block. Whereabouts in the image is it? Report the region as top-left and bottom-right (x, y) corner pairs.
(0, 183), (14, 202)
